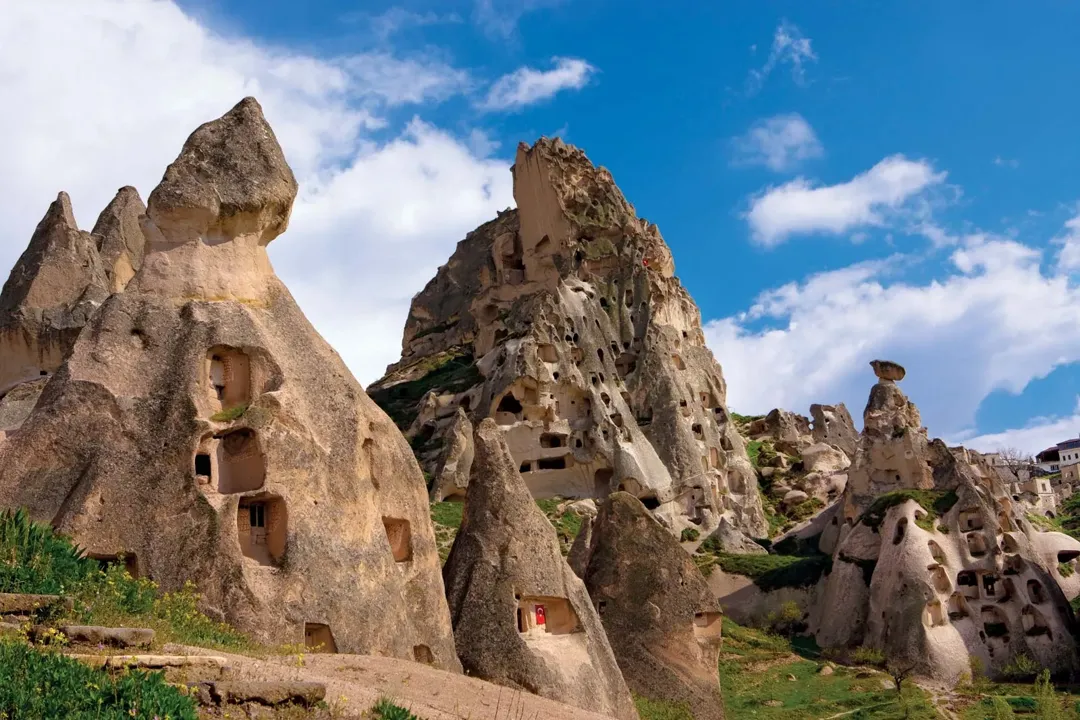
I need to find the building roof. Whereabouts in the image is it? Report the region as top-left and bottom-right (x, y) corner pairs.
(1037, 447), (1061, 462)
(1058, 438), (1080, 451)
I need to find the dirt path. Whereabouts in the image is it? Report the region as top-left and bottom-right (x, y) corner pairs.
(167, 644), (617, 720)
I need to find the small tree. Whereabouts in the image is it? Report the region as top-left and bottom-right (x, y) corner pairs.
(1034, 669), (1064, 720)
(996, 446), (1036, 474)
(991, 696), (1015, 719)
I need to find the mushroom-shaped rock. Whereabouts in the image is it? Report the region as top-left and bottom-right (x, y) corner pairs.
(442, 419), (638, 720)
(584, 492), (726, 720)
(870, 359), (906, 382)
(91, 186), (147, 293)
(134, 97), (298, 303)
(0, 192), (110, 394)
(0, 98), (459, 668)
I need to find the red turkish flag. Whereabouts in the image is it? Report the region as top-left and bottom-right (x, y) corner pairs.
(535, 605), (547, 625)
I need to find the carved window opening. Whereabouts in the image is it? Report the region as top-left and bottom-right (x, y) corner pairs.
(693, 611), (723, 641)
(925, 599), (946, 627)
(594, 469), (613, 498)
(1027, 579), (1046, 604)
(672, 354), (686, 370)
(893, 517), (908, 545)
(516, 595), (581, 635)
(206, 347), (251, 413)
(216, 428), (265, 494)
(238, 495), (286, 565)
(540, 433), (567, 448)
(413, 645), (434, 664)
(304, 623), (338, 653)
(967, 532), (988, 557)
(383, 517), (413, 563)
(195, 453), (212, 478)
(948, 593), (969, 619)
(959, 508), (984, 531)
(538, 457), (568, 471)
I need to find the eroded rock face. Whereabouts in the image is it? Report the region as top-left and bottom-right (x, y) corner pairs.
(812, 363), (1079, 684)
(443, 419), (637, 720)
(0, 98), (459, 667)
(371, 138), (766, 538)
(0, 193), (111, 396)
(583, 492), (726, 720)
(810, 403), (857, 458)
(92, 186), (147, 293)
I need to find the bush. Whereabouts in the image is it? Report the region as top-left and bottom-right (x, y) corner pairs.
(1059, 562), (1075, 578)
(1002, 653), (1040, 681)
(859, 490), (958, 531)
(849, 646), (885, 666)
(0, 640), (196, 719)
(370, 697), (421, 720)
(763, 600), (805, 636)
(0, 509), (97, 595)
(680, 528), (700, 542)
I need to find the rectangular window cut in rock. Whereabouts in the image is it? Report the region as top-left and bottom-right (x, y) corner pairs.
(195, 453), (212, 478)
(216, 428), (265, 494)
(206, 347), (251, 413)
(515, 595), (581, 635)
(304, 623), (338, 653)
(693, 611), (723, 642)
(383, 517), (413, 563)
(237, 495), (287, 565)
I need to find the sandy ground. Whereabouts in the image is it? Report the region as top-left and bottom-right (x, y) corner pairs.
(166, 644), (618, 720)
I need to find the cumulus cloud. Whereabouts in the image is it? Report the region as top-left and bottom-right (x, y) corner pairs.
(481, 57), (595, 111)
(732, 113), (823, 172)
(705, 229), (1080, 448)
(958, 401), (1080, 455)
(0, 0), (513, 385)
(746, 20), (818, 95)
(1055, 211), (1080, 272)
(745, 155), (947, 246)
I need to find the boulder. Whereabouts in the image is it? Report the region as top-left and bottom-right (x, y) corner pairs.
(782, 490), (809, 506)
(211, 681), (326, 707)
(0, 98), (458, 666)
(442, 419), (637, 720)
(584, 492), (726, 720)
(701, 517), (766, 555)
(802, 443), (851, 475)
(0, 593), (64, 614)
(370, 138), (767, 539)
(870, 359), (906, 382)
(61, 625), (154, 648)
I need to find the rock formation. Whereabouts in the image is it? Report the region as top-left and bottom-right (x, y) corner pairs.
(442, 419), (637, 720)
(0, 98), (459, 667)
(371, 138), (766, 539)
(810, 361), (1080, 683)
(581, 492), (726, 719)
(92, 186), (148, 293)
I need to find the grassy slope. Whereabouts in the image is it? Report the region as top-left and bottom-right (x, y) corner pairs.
(431, 498), (583, 563)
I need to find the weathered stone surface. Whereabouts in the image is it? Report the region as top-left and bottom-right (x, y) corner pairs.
(62, 625), (154, 648)
(0, 98), (458, 668)
(802, 443), (851, 475)
(567, 514), (593, 578)
(430, 408), (473, 501)
(0, 192), (110, 395)
(442, 419), (637, 719)
(701, 517), (766, 555)
(584, 492), (725, 720)
(812, 363), (1080, 685)
(0, 593), (63, 614)
(810, 403), (857, 458)
(746, 409), (810, 456)
(91, 186), (147, 293)
(211, 680), (326, 707)
(870, 359), (906, 382)
(371, 138), (766, 539)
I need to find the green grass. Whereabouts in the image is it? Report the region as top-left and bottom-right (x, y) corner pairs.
(368, 349), (483, 430)
(719, 618), (939, 719)
(370, 697), (422, 719)
(431, 498), (587, 562)
(0, 639), (197, 719)
(209, 403), (247, 422)
(695, 546), (832, 592)
(746, 440), (764, 468)
(535, 498), (583, 555)
(634, 695), (695, 720)
(859, 490), (959, 531)
(0, 509), (97, 595)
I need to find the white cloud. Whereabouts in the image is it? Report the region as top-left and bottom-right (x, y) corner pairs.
(0, 0), (513, 385)
(732, 113), (823, 172)
(958, 403), (1080, 456)
(1055, 212), (1080, 272)
(745, 155), (947, 246)
(993, 155), (1020, 169)
(747, 20), (818, 95)
(706, 229), (1080, 448)
(473, 0), (562, 40)
(481, 57), (595, 111)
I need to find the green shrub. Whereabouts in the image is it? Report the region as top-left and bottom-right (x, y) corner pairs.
(746, 440), (763, 468)
(1059, 562), (1075, 578)
(0, 640), (196, 719)
(209, 403), (247, 422)
(371, 697), (421, 720)
(680, 528), (700, 542)
(858, 490), (958, 531)
(1002, 652), (1040, 681)
(710, 552), (831, 592)
(850, 646), (885, 667)
(990, 696), (1016, 718)
(763, 600), (805, 636)
(0, 509), (97, 595)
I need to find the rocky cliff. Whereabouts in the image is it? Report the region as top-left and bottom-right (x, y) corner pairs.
(371, 138), (766, 539)
(0, 98), (459, 667)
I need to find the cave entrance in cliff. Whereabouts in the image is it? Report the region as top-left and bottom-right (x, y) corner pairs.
(958, 508), (984, 531)
(948, 593), (969, 619)
(216, 428), (265, 494)
(1057, 550), (1080, 564)
(980, 606), (1009, 640)
(1022, 605), (1051, 638)
(382, 517), (413, 563)
(928, 540), (946, 564)
(981, 574), (999, 598)
(304, 623), (338, 653)
(924, 599), (946, 627)
(693, 611), (723, 641)
(540, 433), (567, 448)
(413, 644), (434, 664)
(88, 552), (139, 579)
(892, 517), (908, 545)
(495, 393), (523, 425)
(966, 532), (988, 558)
(929, 565), (950, 593)
(515, 595), (581, 636)
(998, 511), (1016, 532)
(206, 347), (251, 412)
(593, 469), (613, 498)
(1027, 579), (1046, 604)
(957, 571), (979, 600)
(538, 344), (558, 363)
(237, 495), (286, 565)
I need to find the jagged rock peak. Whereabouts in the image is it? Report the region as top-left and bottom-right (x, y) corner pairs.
(91, 186), (146, 293)
(442, 418), (638, 719)
(0, 192), (110, 394)
(146, 96), (297, 246)
(870, 359), (905, 382)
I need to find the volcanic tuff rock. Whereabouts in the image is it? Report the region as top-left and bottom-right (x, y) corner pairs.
(371, 138), (766, 538)
(810, 361), (1080, 684)
(0, 98), (459, 666)
(442, 419), (637, 720)
(582, 492), (726, 720)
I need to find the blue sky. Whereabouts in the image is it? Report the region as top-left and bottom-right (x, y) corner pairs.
(3, 1), (1080, 453)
